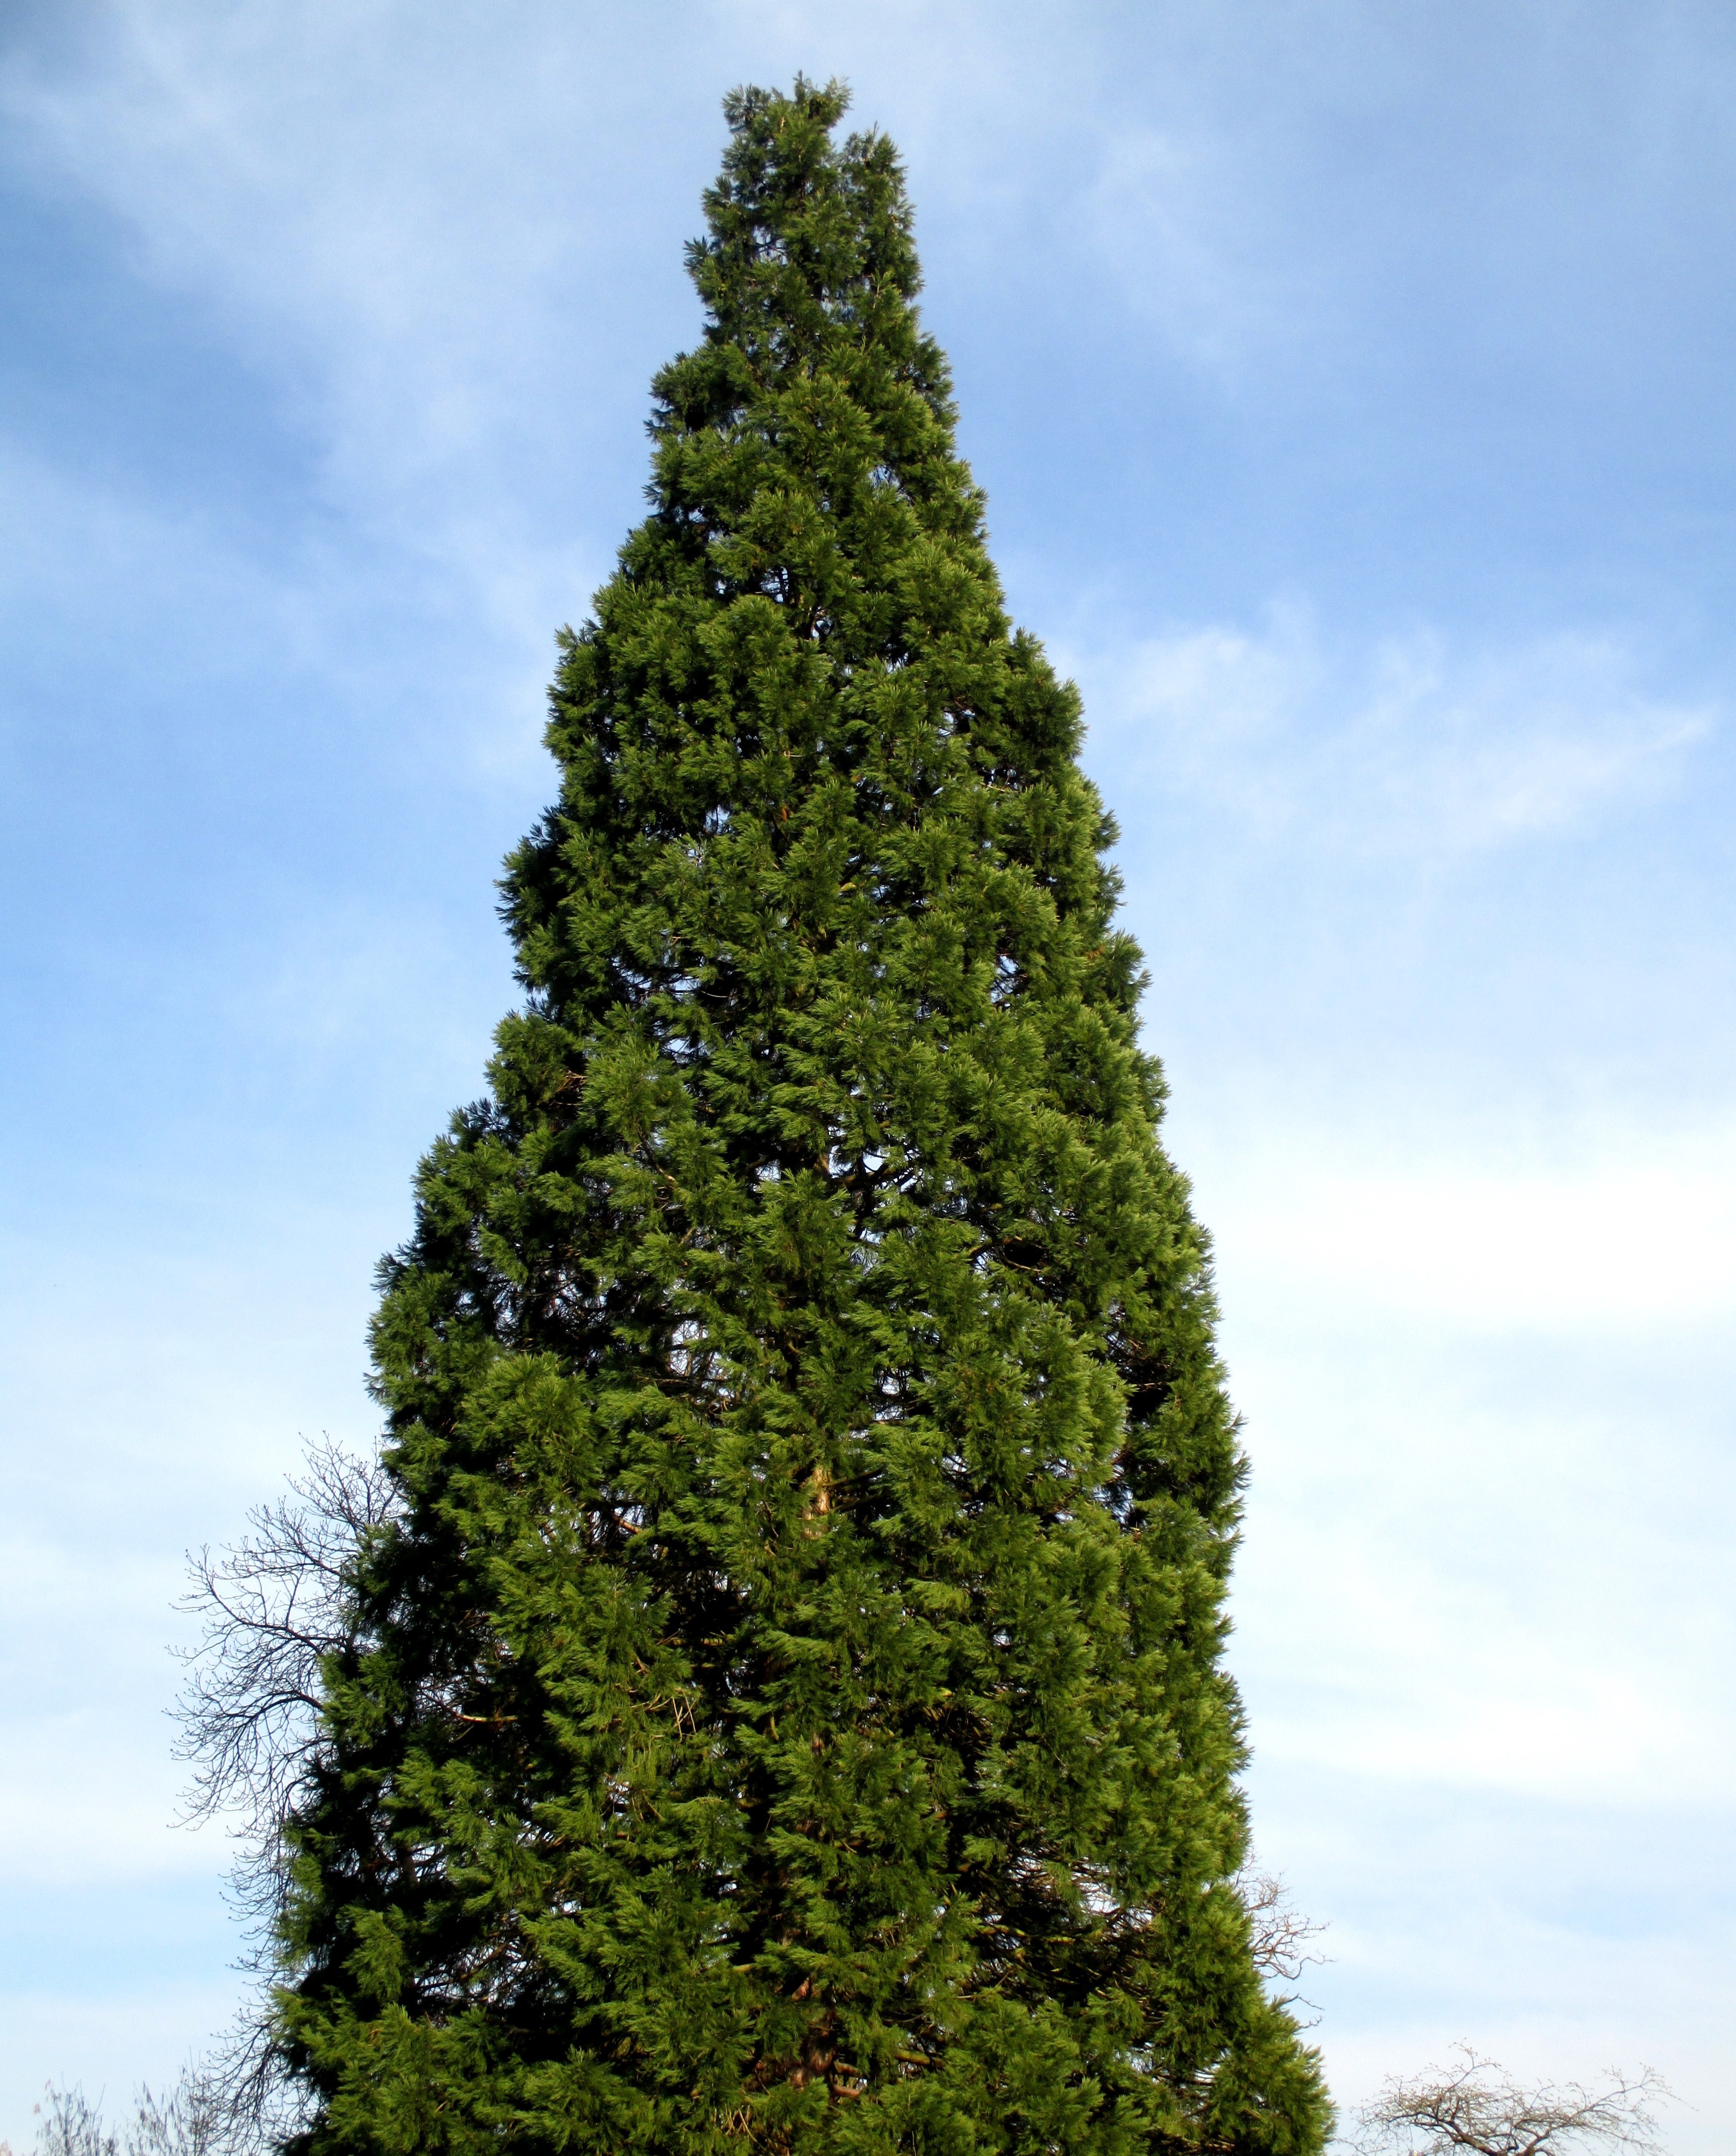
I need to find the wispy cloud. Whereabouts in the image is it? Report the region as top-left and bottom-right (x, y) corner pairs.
(1076, 610), (1712, 855)
(0, 2), (656, 619)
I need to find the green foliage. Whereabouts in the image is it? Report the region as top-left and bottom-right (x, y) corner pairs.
(272, 77), (1332, 2156)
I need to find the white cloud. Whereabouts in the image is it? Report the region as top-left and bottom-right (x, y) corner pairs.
(1201, 1099), (1736, 1783)
(1076, 611), (1713, 856)
(1214, 1110), (1736, 1333)
(0, 2), (655, 628)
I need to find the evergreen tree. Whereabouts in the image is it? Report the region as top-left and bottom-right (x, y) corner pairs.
(272, 78), (1332, 2156)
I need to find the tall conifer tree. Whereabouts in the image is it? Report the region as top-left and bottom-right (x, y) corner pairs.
(272, 79), (1331, 2156)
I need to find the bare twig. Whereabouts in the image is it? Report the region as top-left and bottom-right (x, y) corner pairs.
(1235, 1864), (1331, 1991)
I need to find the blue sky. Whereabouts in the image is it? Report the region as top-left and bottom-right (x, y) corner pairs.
(3, 2), (1733, 2146)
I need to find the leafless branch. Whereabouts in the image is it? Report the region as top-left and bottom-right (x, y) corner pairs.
(168, 1438), (399, 2142)
(1234, 1863), (1331, 1992)
(1355, 2045), (1673, 2156)
(172, 1435), (397, 1856)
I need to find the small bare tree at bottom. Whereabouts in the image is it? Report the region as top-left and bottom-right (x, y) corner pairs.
(1355, 2045), (1672, 2156)
(2, 2069), (226, 2156)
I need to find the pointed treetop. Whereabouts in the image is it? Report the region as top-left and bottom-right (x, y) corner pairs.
(661, 76), (952, 464)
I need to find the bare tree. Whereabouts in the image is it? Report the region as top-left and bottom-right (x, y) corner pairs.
(125, 2069), (231, 2156)
(168, 1437), (399, 2147)
(1355, 2045), (1672, 2156)
(8, 2071), (229, 2156)
(23, 2085), (116, 2156)
(172, 1436), (398, 1906)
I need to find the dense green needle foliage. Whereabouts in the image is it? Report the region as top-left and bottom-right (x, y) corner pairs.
(273, 78), (1331, 2156)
